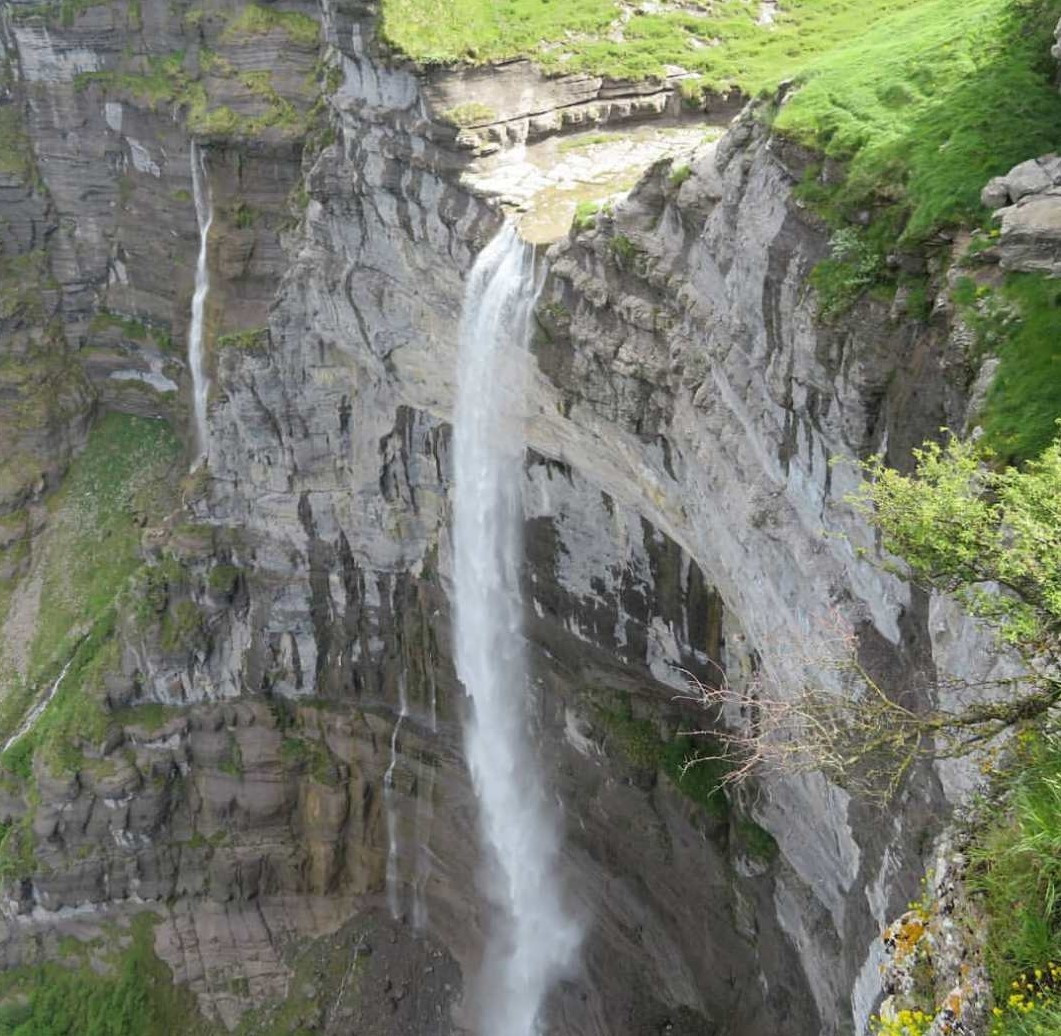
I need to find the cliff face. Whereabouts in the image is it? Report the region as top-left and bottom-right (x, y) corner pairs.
(0, 1), (1002, 1033)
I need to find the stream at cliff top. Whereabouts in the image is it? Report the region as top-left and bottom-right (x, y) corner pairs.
(188, 141), (213, 461)
(452, 223), (582, 1035)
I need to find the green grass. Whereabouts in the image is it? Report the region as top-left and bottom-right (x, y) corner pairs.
(0, 104), (31, 180)
(386, 0), (1061, 261)
(440, 101), (496, 127)
(216, 327), (270, 352)
(971, 274), (1061, 463)
(222, 4), (320, 47)
(76, 50), (314, 139)
(379, 0), (928, 93)
(89, 309), (174, 352)
(573, 199), (602, 232)
(26, 414), (179, 677)
(558, 132), (622, 153)
(0, 914), (217, 1035)
(775, 0), (1061, 246)
(0, 415), (180, 775)
(969, 731), (1061, 998)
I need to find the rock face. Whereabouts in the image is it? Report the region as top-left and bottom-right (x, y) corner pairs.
(983, 154), (1061, 274)
(0, 1), (1004, 1034)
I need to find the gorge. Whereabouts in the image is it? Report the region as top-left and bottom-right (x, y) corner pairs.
(0, 0), (1060, 1034)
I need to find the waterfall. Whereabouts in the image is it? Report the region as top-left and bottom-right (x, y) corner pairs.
(188, 141), (214, 460)
(452, 223), (581, 1036)
(384, 672), (409, 920)
(3, 654), (76, 754)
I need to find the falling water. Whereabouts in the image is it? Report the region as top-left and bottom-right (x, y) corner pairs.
(384, 672), (409, 920)
(188, 141), (214, 460)
(2, 654), (76, 754)
(452, 223), (581, 1036)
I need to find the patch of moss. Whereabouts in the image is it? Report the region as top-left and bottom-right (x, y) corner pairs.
(89, 309), (174, 352)
(207, 563), (239, 595)
(160, 600), (204, 654)
(572, 200), (602, 232)
(222, 4), (320, 47)
(216, 327), (270, 352)
(668, 163), (692, 188)
(440, 102), (496, 127)
(596, 698), (729, 819)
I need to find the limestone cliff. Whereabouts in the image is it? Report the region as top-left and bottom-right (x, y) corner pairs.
(0, 1), (1025, 1034)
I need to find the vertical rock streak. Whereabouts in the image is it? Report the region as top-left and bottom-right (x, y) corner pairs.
(188, 141), (213, 460)
(452, 224), (580, 1035)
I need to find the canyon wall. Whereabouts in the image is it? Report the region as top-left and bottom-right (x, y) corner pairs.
(0, 0), (1005, 1032)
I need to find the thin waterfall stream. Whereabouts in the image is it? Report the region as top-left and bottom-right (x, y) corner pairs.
(188, 141), (213, 461)
(452, 223), (581, 1036)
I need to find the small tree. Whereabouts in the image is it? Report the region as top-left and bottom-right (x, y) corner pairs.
(683, 432), (1061, 801)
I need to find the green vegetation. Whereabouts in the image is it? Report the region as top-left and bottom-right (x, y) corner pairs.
(971, 735), (1061, 997)
(111, 702), (180, 733)
(0, 103), (31, 180)
(281, 733), (341, 786)
(609, 233), (640, 265)
(222, 4), (320, 47)
(440, 102), (496, 127)
(951, 273), (1061, 463)
(596, 698), (729, 819)
(776, 0), (1061, 246)
(75, 48), (313, 139)
(89, 309), (174, 352)
(572, 200), (602, 232)
(852, 430), (1061, 1023)
(218, 732), (243, 777)
(207, 563), (239, 595)
(854, 434), (1061, 653)
(0, 914), (216, 1035)
(0, 415), (180, 776)
(809, 227), (884, 321)
(0, 815), (36, 881)
(668, 163), (691, 188)
(216, 327), (270, 352)
(557, 132), (621, 154)
(379, 0), (927, 92)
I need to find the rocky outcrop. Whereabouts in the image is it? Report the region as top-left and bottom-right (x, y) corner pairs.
(982, 154), (1061, 274)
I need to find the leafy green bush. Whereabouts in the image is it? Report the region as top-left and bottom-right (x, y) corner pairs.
(597, 699), (729, 819)
(809, 227), (884, 319)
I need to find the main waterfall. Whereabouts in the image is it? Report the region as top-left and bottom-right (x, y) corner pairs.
(188, 141), (213, 459)
(452, 224), (581, 1036)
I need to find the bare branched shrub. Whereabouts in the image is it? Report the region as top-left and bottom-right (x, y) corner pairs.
(674, 614), (1059, 803)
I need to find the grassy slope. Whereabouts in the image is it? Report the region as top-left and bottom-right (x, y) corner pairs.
(0, 414), (181, 772)
(0, 914), (217, 1036)
(380, 0), (929, 90)
(774, 0), (1061, 242)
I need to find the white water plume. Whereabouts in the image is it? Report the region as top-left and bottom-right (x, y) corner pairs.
(384, 672), (409, 920)
(3, 654), (76, 754)
(188, 140), (214, 461)
(452, 222), (581, 1036)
